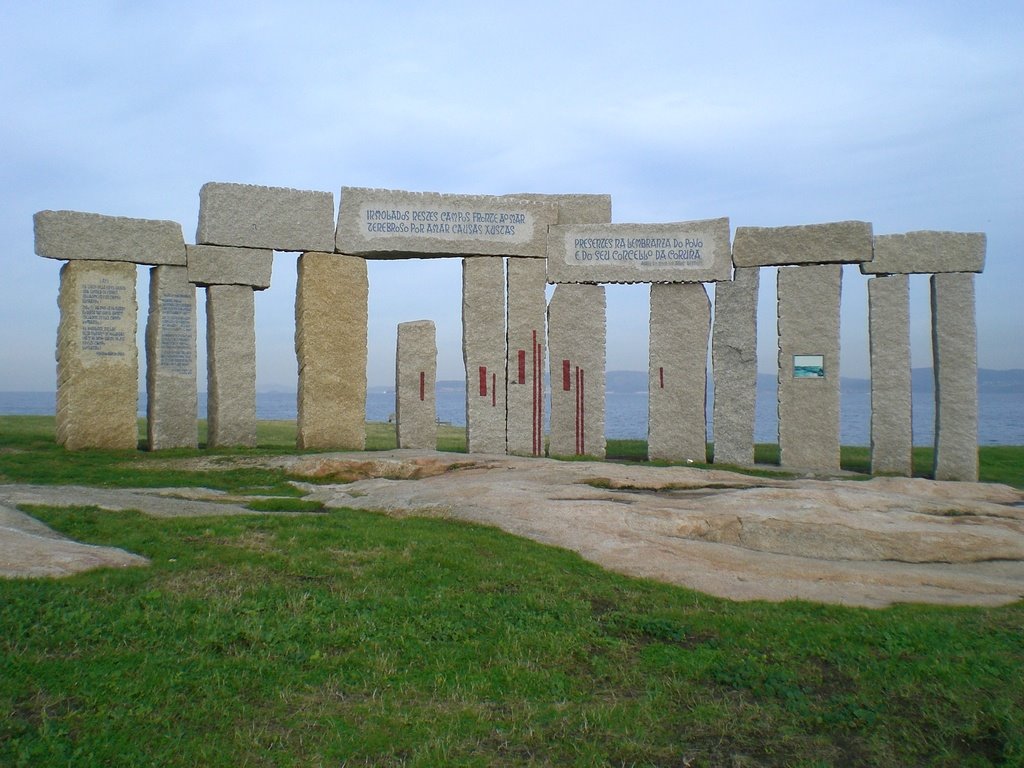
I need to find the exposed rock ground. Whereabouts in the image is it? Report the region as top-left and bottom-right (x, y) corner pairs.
(2, 450), (1022, 608)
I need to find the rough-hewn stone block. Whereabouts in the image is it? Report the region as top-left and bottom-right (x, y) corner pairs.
(711, 266), (760, 465)
(196, 182), (334, 252)
(506, 258), (547, 456)
(649, 283), (710, 461)
(548, 284), (606, 458)
(931, 273), (979, 481)
(868, 275), (912, 475)
(863, 231), (986, 275)
(336, 187), (558, 259)
(295, 252), (368, 450)
(206, 285), (257, 447)
(463, 257), (507, 454)
(145, 266), (197, 450)
(777, 264), (842, 471)
(396, 320), (436, 450)
(56, 261), (139, 450)
(733, 221), (873, 267)
(35, 210), (185, 265)
(186, 244), (273, 289)
(547, 218), (732, 284)
(505, 193), (612, 226)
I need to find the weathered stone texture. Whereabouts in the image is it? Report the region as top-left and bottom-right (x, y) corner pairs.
(864, 231), (986, 275)
(777, 264), (842, 471)
(506, 258), (547, 456)
(186, 245), (273, 289)
(336, 187), (558, 259)
(295, 252), (368, 450)
(205, 285), (257, 448)
(34, 210), (185, 265)
(931, 273), (979, 481)
(548, 284), (606, 458)
(868, 275), (912, 475)
(396, 320), (436, 450)
(145, 266), (197, 450)
(56, 261), (138, 450)
(547, 218), (732, 284)
(711, 266), (760, 465)
(733, 221), (873, 267)
(463, 258), (507, 454)
(196, 182), (334, 252)
(506, 193), (612, 226)
(648, 283), (710, 462)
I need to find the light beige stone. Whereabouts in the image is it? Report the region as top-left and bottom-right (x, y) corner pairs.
(711, 266), (760, 465)
(205, 285), (257, 447)
(548, 284), (606, 457)
(56, 261), (139, 450)
(34, 210), (185, 265)
(648, 283), (710, 462)
(505, 193), (612, 227)
(733, 221), (873, 267)
(868, 275), (912, 475)
(196, 182), (334, 252)
(295, 252), (368, 450)
(145, 266), (197, 450)
(777, 264), (842, 471)
(506, 258), (547, 456)
(463, 258), (507, 454)
(864, 231), (986, 275)
(396, 320), (436, 450)
(186, 244), (273, 289)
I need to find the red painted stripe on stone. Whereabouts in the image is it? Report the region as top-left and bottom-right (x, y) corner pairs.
(492, 373), (496, 407)
(562, 359), (571, 391)
(479, 366), (487, 397)
(419, 372), (425, 401)
(659, 366), (664, 389)
(518, 350), (526, 384)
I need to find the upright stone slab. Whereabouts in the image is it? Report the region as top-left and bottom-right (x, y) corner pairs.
(145, 266), (197, 450)
(206, 285), (257, 447)
(931, 273), (979, 481)
(196, 182), (334, 252)
(777, 264), (842, 471)
(711, 266), (760, 465)
(506, 258), (547, 456)
(548, 284), (606, 458)
(868, 275), (912, 475)
(648, 283), (710, 462)
(295, 252), (368, 450)
(55, 261), (138, 450)
(463, 257), (507, 454)
(396, 321), (436, 450)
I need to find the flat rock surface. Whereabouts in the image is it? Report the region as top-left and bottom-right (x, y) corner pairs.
(3, 452), (1023, 608)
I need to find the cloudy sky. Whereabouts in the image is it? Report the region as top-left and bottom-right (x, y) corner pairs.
(2, 1), (1021, 390)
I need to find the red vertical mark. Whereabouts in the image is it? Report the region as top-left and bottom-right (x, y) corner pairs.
(579, 367), (586, 455)
(419, 372), (425, 401)
(533, 331), (541, 456)
(575, 366), (582, 455)
(518, 350), (526, 384)
(659, 366), (664, 389)
(492, 373), (496, 407)
(562, 359), (571, 391)
(479, 366), (488, 397)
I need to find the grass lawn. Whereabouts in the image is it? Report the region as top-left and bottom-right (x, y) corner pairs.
(1, 416), (1023, 766)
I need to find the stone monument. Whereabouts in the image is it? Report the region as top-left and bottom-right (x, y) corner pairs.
(396, 320), (437, 449)
(711, 266), (759, 465)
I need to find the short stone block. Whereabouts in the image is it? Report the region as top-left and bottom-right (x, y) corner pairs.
(505, 193), (612, 226)
(206, 285), (257, 448)
(733, 221), (873, 267)
(396, 320), (437, 450)
(56, 261), (139, 450)
(506, 258), (547, 456)
(868, 275), (912, 475)
(296, 252), (368, 450)
(145, 266), (198, 450)
(863, 231), (986, 275)
(196, 182), (334, 253)
(711, 266), (760, 465)
(648, 283), (710, 462)
(35, 210), (185, 265)
(186, 244), (273, 289)
(463, 257), (507, 454)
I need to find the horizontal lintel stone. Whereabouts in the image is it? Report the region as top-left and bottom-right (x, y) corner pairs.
(34, 210), (186, 265)
(733, 220), (873, 267)
(186, 245), (273, 289)
(196, 182), (335, 252)
(862, 231), (986, 275)
(547, 218), (731, 284)
(335, 187), (559, 259)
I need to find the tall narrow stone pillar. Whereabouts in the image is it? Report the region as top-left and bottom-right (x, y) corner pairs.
(396, 320), (436, 450)
(56, 261), (139, 450)
(711, 266), (760, 465)
(295, 252), (368, 450)
(868, 274), (911, 475)
(649, 282), (710, 462)
(145, 265), (197, 449)
(506, 258), (547, 456)
(548, 284), (606, 458)
(206, 285), (257, 448)
(777, 264), (842, 471)
(931, 273), (979, 481)
(463, 257), (507, 454)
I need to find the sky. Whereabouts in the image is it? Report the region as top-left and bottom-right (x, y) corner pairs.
(1, 1), (1021, 391)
